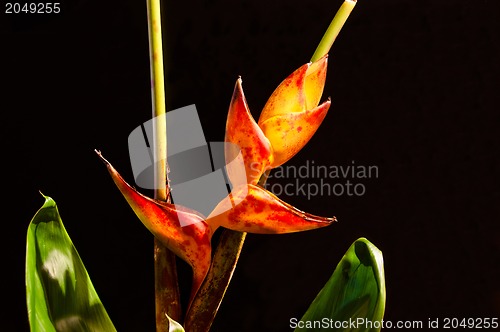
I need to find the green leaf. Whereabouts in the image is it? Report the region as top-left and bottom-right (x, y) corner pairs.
(26, 194), (116, 332)
(296, 238), (386, 332)
(166, 314), (185, 332)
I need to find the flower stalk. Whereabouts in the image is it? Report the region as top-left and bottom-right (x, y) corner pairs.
(146, 0), (181, 328)
(311, 0), (357, 62)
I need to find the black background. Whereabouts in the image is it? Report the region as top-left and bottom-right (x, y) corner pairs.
(2, 0), (499, 331)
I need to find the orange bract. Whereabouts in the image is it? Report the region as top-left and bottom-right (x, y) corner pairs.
(259, 100), (330, 167)
(258, 55), (330, 167)
(304, 55), (328, 109)
(225, 78), (273, 185)
(206, 184), (336, 234)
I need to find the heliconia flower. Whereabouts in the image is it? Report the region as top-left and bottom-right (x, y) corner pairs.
(258, 55), (331, 167)
(225, 78), (274, 186)
(224, 55), (330, 183)
(96, 151), (211, 304)
(206, 184), (336, 234)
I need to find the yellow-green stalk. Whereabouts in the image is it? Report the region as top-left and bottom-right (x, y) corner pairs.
(311, 0), (357, 63)
(146, 0), (181, 329)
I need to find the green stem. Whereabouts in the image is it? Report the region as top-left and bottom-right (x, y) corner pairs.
(146, 0), (181, 329)
(311, 0), (357, 62)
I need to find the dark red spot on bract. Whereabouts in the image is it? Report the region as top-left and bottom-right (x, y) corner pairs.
(245, 194), (266, 214)
(182, 225), (196, 237)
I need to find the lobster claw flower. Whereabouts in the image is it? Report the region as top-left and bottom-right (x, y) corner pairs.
(225, 78), (273, 186)
(258, 55), (330, 167)
(218, 56), (336, 234)
(96, 151), (211, 304)
(225, 56), (330, 183)
(206, 184), (336, 234)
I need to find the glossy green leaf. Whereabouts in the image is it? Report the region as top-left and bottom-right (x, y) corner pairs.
(296, 238), (386, 332)
(26, 194), (116, 332)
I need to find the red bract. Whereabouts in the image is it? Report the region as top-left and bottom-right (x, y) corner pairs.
(212, 54), (335, 237)
(225, 78), (273, 186)
(96, 151), (211, 305)
(207, 184), (336, 234)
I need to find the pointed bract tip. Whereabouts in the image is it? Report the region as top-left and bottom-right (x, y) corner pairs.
(236, 77), (243, 89)
(95, 149), (111, 167)
(226, 78), (274, 185)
